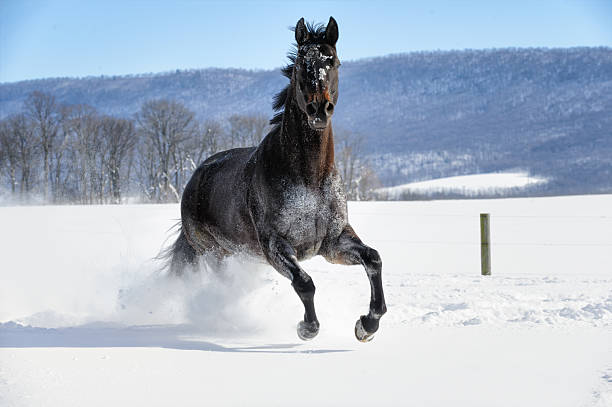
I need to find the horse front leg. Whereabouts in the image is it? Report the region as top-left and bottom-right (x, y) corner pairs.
(259, 233), (320, 340)
(324, 225), (387, 342)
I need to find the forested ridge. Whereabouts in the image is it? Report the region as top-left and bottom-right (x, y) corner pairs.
(1, 47), (611, 202)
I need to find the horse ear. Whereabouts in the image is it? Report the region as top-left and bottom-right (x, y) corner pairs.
(325, 17), (339, 46)
(295, 18), (309, 46)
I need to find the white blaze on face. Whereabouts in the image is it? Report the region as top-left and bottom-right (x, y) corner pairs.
(303, 45), (334, 89)
(318, 68), (327, 81)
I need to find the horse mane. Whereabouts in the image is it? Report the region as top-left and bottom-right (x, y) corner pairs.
(268, 21), (328, 134)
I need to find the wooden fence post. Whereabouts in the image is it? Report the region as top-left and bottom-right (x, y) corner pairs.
(480, 213), (491, 276)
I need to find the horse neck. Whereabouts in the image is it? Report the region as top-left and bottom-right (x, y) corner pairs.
(264, 97), (335, 185)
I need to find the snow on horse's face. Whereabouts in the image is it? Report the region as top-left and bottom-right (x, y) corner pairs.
(293, 17), (340, 131)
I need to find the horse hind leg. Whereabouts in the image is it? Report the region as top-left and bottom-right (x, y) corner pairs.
(168, 229), (198, 276)
(168, 226), (231, 275)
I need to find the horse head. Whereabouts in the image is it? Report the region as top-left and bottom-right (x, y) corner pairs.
(292, 17), (340, 131)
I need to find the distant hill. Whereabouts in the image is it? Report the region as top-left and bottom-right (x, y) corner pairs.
(2, 47), (611, 196)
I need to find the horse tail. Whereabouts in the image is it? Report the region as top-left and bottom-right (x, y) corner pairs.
(157, 222), (198, 276)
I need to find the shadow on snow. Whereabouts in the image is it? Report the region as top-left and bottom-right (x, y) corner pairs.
(0, 322), (350, 354)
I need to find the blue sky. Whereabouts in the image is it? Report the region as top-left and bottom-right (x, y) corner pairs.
(1, 0), (611, 83)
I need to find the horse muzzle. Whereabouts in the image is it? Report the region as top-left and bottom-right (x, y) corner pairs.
(306, 99), (334, 131)
(309, 117), (328, 130)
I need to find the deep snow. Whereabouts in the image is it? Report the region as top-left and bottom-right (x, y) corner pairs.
(1, 195), (611, 406)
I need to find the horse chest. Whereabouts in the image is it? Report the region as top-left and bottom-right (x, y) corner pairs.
(275, 182), (347, 257)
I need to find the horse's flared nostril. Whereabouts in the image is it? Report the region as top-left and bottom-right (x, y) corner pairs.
(326, 102), (334, 115)
(306, 103), (317, 116)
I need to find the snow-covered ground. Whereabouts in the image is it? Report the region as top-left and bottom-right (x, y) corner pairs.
(1, 195), (611, 406)
(378, 172), (547, 198)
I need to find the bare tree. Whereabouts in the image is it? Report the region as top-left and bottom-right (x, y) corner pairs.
(100, 116), (136, 203)
(51, 105), (72, 202)
(8, 114), (39, 200)
(181, 119), (224, 173)
(135, 137), (158, 202)
(225, 114), (269, 149)
(334, 129), (380, 201)
(335, 129), (363, 200)
(136, 99), (196, 202)
(0, 119), (18, 196)
(356, 164), (382, 201)
(66, 105), (102, 203)
(24, 91), (60, 201)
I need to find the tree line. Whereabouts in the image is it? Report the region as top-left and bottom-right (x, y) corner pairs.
(0, 91), (379, 204)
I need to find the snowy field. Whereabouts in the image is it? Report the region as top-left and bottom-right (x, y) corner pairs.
(378, 172), (547, 198)
(1, 195), (611, 406)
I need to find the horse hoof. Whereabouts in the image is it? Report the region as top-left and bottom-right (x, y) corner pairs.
(355, 317), (375, 342)
(297, 320), (319, 341)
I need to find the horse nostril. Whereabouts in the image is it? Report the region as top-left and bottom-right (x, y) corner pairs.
(306, 103), (317, 116)
(326, 102), (334, 114)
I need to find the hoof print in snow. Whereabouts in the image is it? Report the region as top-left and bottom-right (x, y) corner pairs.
(462, 317), (482, 326)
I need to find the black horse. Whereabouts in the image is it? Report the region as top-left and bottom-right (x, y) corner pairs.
(166, 17), (386, 342)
